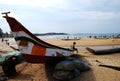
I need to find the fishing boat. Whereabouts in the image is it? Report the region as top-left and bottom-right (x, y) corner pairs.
(2, 12), (74, 63)
(86, 47), (120, 55)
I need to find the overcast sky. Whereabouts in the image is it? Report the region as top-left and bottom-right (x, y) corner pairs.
(0, 0), (120, 33)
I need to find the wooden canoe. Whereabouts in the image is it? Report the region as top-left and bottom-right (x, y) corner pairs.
(2, 12), (74, 63)
(86, 47), (120, 55)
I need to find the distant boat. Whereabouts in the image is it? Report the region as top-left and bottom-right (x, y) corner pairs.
(2, 12), (74, 63)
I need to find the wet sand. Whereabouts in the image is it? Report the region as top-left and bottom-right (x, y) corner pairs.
(0, 38), (120, 81)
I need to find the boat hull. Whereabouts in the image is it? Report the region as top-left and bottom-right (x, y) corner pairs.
(22, 54), (65, 63)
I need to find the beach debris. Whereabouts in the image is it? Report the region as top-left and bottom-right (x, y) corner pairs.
(53, 55), (90, 80)
(95, 60), (101, 63)
(99, 64), (120, 71)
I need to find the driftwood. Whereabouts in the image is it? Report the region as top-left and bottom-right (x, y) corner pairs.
(99, 64), (120, 71)
(86, 47), (120, 55)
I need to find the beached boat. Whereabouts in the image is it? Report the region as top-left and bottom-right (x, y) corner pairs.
(86, 47), (120, 55)
(2, 12), (74, 63)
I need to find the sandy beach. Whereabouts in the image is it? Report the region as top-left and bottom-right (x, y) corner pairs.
(44, 38), (120, 46)
(0, 38), (120, 81)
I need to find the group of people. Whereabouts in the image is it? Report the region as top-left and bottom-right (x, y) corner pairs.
(1, 38), (9, 45)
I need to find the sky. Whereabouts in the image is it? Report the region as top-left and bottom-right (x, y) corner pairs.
(0, 0), (120, 33)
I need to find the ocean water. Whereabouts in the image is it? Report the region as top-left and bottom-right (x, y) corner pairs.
(38, 33), (120, 39)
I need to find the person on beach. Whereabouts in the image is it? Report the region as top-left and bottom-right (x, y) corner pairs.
(71, 42), (78, 53)
(2, 38), (4, 42)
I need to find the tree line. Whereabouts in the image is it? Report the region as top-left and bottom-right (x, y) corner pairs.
(0, 28), (13, 38)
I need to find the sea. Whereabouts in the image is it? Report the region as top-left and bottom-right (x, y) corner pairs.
(38, 33), (120, 40)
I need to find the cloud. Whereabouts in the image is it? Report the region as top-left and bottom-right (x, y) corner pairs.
(0, 0), (120, 33)
(0, 0), (64, 8)
(44, 10), (120, 21)
(1, 0), (120, 11)
(77, 11), (120, 20)
(1, 0), (120, 21)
